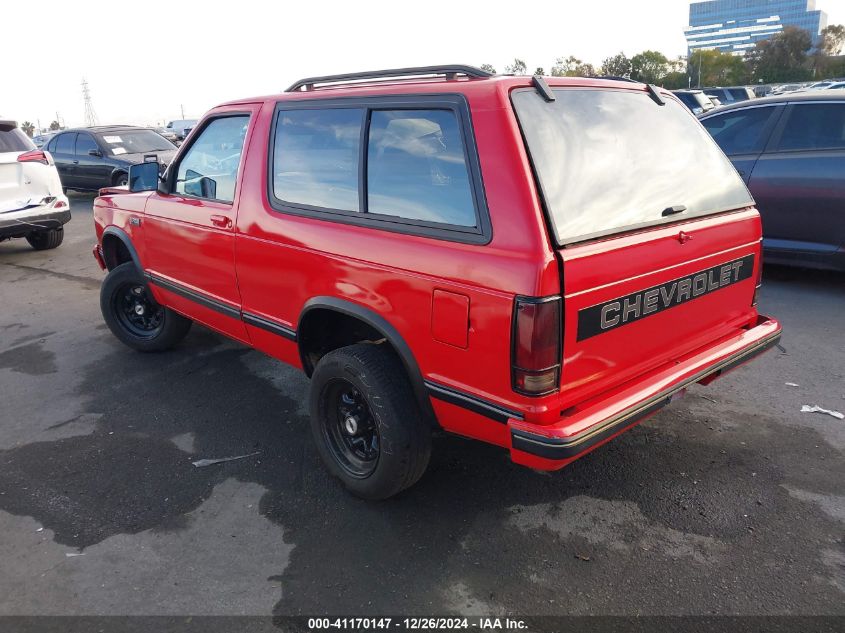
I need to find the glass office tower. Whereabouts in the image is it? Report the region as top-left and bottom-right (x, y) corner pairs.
(685, 0), (829, 54)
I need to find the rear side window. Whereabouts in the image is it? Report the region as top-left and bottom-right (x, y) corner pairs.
(270, 99), (486, 240)
(367, 110), (476, 226)
(702, 106), (777, 155)
(512, 88), (754, 245)
(273, 108), (362, 212)
(55, 133), (75, 154)
(0, 124), (35, 152)
(776, 104), (845, 152)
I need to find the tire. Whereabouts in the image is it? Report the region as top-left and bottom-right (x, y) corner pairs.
(309, 343), (431, 500)
(26, 227), (64, 250)
(114, 172), (128, 187)
(100, 262), (192, 352)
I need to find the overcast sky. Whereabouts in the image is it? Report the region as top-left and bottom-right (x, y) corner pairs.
(4, 0), (844, 129)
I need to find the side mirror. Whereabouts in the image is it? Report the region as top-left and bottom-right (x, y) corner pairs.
(88, 149), (102, 157)
(128, 161), (160, 192)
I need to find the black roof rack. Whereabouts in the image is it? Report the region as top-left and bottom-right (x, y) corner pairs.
(285, 65), (494, 92)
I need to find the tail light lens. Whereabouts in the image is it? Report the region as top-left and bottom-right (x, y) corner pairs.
(17, 150), (52, 166)
(512, 296), (562, 396)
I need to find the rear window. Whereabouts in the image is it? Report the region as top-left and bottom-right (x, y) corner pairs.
(512, 88), (754, 245)
(0, 123), (35, 152)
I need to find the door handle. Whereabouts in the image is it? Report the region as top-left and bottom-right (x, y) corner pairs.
(210, 214), (232, 228)
(72, 160), (79, 165)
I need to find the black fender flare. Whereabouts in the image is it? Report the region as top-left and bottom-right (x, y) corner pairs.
(297, 297), (436, 424)
(101, 226), (142, 271)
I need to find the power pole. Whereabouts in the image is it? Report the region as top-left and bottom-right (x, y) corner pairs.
(180, 104), (185, 119)
(82, 78), (98, 127)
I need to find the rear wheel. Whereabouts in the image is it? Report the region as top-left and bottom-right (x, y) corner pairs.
(113, 172), (128, 187)
(100, 262), (192, 352)
(309, 343), (431, 500)
(26, 227), (64, 250)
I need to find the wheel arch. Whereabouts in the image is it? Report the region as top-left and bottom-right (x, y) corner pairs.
(101, 226), (142, 271)
(297, 297), (436, 424)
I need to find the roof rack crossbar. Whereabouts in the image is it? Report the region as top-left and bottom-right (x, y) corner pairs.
(285, 65), (494, 92)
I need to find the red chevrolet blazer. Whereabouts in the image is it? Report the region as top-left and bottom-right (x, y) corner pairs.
(92, 66), (781, 499)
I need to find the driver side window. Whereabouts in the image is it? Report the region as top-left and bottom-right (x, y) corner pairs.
(175, 115), (250, 203)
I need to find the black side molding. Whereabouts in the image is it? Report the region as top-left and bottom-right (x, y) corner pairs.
(242, 312), (297, 341)
(425, 380), (524, 424)
(512, 328), (781, 460)
(146, 273), (241, 319)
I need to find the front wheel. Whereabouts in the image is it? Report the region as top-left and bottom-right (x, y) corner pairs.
(309, 343), (431, 500)
(100, 262), (192, 352)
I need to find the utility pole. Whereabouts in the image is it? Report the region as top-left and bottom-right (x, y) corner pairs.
(82, 78), (98, 127)
(698, 50), (702, 88)
(180, 104), (185, 119)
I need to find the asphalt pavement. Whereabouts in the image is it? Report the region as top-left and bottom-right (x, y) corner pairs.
(0, 194), (843, 620)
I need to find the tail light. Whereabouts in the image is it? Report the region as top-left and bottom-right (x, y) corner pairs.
(512, 296), (562, 396)
(17, 150), (52, 166)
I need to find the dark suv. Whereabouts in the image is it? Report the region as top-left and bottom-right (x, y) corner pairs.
(92, 66), (781, 499)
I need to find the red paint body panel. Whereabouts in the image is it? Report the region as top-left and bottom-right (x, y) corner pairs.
(92, 75), (782, 472)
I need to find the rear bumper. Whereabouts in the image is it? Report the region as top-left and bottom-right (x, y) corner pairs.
(0, 207), (71, 239)
(508, 315), (781, 469)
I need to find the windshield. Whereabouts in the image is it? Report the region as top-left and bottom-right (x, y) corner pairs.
(511, 88), (754, 245)
(99, 129), (175, 155)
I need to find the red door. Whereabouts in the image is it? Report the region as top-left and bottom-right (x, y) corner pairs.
(142, 107), (258, 342)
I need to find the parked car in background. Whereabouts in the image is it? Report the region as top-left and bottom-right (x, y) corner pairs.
(770, 83), (803, 95)
(154, 127), (179, 144)
(701, 92), (845, 271)
(46, 125), (177, 191)
(91, 67), (780, 499)
(32, 132), (56, 148)
(164, 119), (197, 142)
(703, 86), (755, 104)
(0, 120), (70, 250)
(823, 82), (845, 90)
(672, 89), (716, 115)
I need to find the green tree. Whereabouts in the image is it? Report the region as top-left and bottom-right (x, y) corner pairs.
(630, 50), (669, 84)
(20, 121), (35, 137)
(818, 24), (845, 56)
(661, 72), (688, 90)
(551, 56), (595, 77)
(747, 26), (813, 83)
(49, 120), (61, 131)
(600, 52), (632, 77)
(504, 58), (527, 75)
(479, 63), (497, 74)
(533, 67), (545, 76)
(812, 24), (845, 75)
(688, 48), (748, 87)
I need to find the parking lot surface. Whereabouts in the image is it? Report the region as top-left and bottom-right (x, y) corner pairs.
(0, 194), (843, 617)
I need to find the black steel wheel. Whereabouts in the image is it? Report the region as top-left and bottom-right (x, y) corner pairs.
(100, 262), (192, 352)
(322, 379), (381, 478)
(114, 282), (164, 339)
(310, 343), (431, 499)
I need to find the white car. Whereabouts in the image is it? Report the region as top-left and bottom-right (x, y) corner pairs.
(0, 120), (70, 250)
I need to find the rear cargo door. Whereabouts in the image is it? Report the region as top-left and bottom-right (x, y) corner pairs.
(512, 86), (763, 404)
